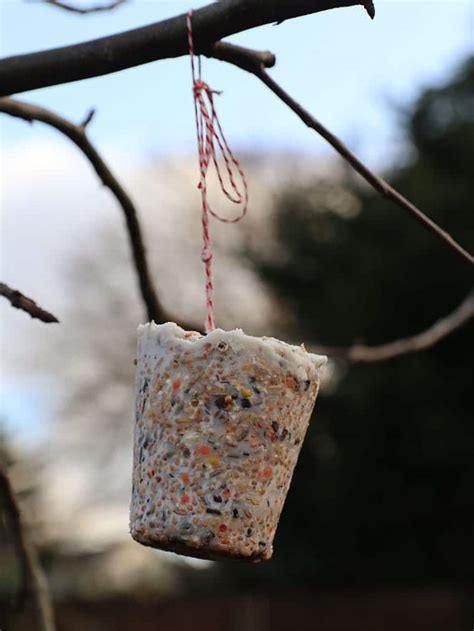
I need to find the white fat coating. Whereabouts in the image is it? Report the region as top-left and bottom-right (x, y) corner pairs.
(137, 321), (327, 378)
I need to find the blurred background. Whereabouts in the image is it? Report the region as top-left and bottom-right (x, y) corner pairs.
(1, 1), (473, 630)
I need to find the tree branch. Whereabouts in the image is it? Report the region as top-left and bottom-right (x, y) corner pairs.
(0, 467), (56, 631)
(205, 41), (276, 74)
(0, 97), (165, 323)
(0, 282), (59, 323)
(27, 0), (127, 15)
(0, 0), (369, 96)
(207, 42), (474, 268)
(310, 290), (474, 363)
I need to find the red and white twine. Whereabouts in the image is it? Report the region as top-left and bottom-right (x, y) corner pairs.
(187, 9), (248, 333)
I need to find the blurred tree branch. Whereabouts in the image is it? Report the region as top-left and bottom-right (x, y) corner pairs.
(310, 290), (474, 362)
(0, 0), (372, 96)
(0, 467), (56, 631)
(27, 0), (127, 15)
(207, 42), (474, 268)
(0, 282), (59, 323)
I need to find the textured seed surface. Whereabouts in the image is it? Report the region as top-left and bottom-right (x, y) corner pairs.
(130, 322), (326, 562)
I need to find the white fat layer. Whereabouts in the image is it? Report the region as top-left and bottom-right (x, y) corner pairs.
(137, 321), (327, 379)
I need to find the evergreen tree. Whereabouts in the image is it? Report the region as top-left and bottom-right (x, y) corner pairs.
(226, 58), (474, 588)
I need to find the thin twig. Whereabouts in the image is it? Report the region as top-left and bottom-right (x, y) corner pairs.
(0, 467), (56, 631)
(0, 282), (59, 323)
(0, 97), (164, 323)
(0, 0), (369, 96)
(208, 42), (474, 268)
(257, 73), (474, 267)
(311, 290), (474, 362)
(28, 0), (127, 14)
(204, 41), (276, 73)
(79, 107), (95, 130)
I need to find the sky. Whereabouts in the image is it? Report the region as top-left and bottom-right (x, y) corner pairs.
(0, 0), (473, 443)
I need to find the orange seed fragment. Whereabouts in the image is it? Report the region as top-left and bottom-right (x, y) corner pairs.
(197, 445), (212, 457)
(262, 466), (273, 480)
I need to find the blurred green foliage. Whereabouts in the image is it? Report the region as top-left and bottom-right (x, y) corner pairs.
(225, 57), (474, 588)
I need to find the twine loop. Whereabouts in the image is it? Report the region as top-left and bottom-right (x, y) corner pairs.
(187, 9), (248, 333)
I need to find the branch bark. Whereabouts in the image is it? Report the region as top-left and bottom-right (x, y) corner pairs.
(310, 290), (474, 363)
(0, 0), (370, 96)
(0, 282), (59, 323)
(0, 467), (56, 631)
(0, 97), (165, 323)
(27, 0), (127, 14)
(207, 42), (474, 268)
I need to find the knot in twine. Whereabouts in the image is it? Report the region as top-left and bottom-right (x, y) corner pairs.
(187, 9), (248, 333)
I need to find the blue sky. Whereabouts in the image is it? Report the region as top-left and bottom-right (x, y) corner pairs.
(1, 379), (56, 444)
(1, 1), (473, 167)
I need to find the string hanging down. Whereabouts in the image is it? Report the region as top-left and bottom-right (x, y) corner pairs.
(187, 9), (248, 334)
